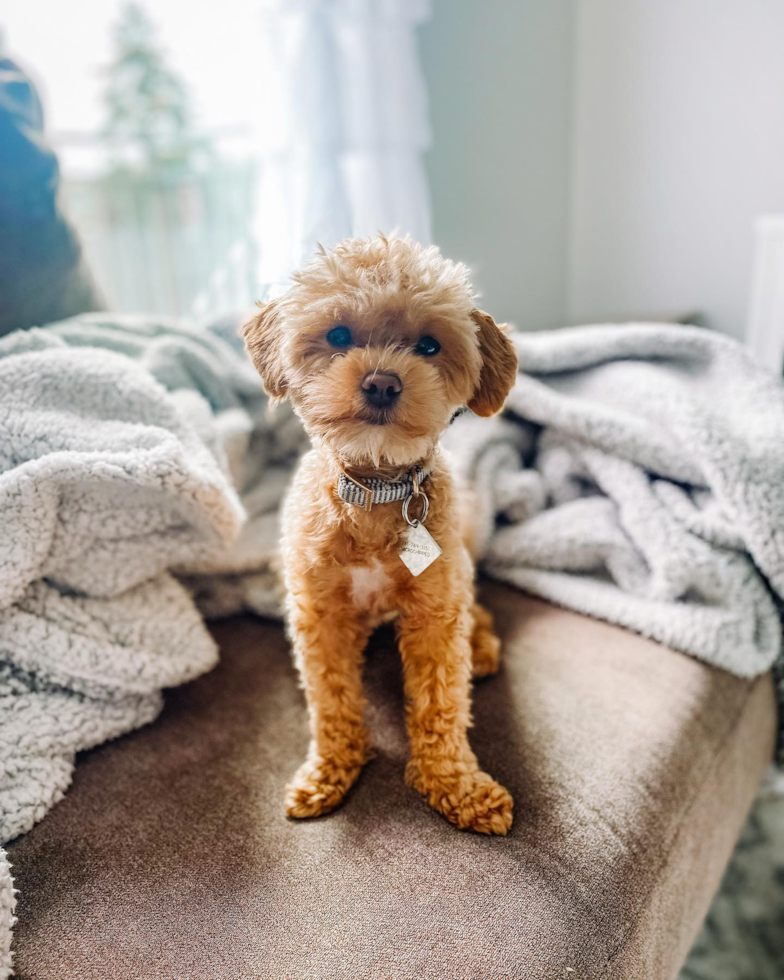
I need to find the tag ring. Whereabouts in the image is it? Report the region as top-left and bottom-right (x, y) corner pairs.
(402, 491), (429, 527)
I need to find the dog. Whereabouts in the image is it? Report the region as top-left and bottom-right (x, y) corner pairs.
(242, 235), (518, 835)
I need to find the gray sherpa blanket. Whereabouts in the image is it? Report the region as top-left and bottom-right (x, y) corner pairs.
(444, 324), (784, 686)
(0, 315), (306, 977)
(0, 314), (782, 975)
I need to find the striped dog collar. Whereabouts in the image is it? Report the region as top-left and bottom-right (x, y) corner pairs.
(338, 465), (430, 511)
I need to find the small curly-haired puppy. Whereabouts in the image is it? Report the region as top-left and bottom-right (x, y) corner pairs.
(243, 235), (517, 835)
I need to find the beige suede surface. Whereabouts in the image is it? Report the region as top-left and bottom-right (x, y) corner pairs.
(7, 585), (776, 979)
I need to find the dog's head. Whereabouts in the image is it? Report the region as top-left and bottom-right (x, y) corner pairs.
(242, 236), (517, 468)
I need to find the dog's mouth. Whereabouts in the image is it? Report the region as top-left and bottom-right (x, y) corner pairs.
(358, 406), (394, 426)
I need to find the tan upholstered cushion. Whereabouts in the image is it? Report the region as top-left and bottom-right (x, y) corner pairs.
(8, 585), (776, 979)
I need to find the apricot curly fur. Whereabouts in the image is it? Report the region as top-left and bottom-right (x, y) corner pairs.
(243, 235), (518, 835)
(470, 603), (502, 679)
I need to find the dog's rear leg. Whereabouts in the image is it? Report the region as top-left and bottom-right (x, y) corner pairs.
(470, 602), (501, 679)
(285, 604), (372, 819)
(458, 488), (501, 679)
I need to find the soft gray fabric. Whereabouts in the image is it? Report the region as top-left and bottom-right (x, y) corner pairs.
(0, 314), (305, 976)
(443, 323), (784, 682)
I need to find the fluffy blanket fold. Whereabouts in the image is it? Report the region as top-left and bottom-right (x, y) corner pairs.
(444, 324), (784, 682)
(0, 315), (304, 976)
(0, 314), (782, 976)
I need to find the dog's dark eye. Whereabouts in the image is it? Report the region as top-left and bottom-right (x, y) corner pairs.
(415, 335), (441, 356)
(327, 325), (353, 348)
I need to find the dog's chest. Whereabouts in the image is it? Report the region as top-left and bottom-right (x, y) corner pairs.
(348, 560), (395, 614)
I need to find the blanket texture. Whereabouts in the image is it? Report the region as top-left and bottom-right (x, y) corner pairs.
(0, 314), (782, 975)
(444, 324), (784, 683)
(0, 315), (305, 976)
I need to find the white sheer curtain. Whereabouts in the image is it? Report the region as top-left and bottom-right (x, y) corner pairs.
(253, 0), (432, 295)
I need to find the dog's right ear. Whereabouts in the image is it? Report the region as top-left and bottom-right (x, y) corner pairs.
(242, 300), (288, 401)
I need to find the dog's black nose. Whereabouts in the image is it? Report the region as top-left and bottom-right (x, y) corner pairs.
(361, 370), (403, 408)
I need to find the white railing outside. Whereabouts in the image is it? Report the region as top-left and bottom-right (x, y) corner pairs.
(60, 153), (258, 320)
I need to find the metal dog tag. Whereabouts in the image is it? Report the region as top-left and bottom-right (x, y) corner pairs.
(399, 521), (442, 576)
(399, 491), (441, 576)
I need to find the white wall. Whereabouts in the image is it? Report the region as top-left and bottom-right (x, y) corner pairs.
(568, 0), (784, 338)
(420, 0), (575, 331)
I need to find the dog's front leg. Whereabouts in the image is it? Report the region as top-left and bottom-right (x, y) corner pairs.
(285, 601), (372, 819)
(397, 593), (513, 836)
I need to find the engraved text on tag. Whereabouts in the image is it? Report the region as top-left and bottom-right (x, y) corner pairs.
(398, 522), (442, 576)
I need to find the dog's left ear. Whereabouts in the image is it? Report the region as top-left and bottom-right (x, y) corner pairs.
(467, 309), (518, 417)
(242, 299), (288, 401)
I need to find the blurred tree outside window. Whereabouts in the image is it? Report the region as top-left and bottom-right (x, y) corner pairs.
(9, 0), (432, 319)
(61, 2), (257, 319)
(103, 3), (195, 170)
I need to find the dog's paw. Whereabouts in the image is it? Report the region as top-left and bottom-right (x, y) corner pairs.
(285, 758), (361, 819)
(470, 604), (501, 678)
(471, 630), (501, 678)
(415, 770), (514, 835)
(441, 773), (514, 835)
